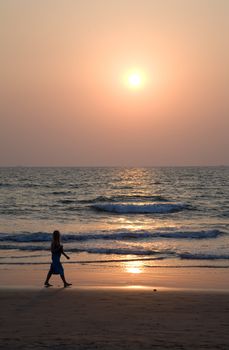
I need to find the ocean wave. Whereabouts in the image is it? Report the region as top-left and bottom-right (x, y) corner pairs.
(0, 182), (59, 190)
(58, 199), (76, 204)
(0, 244), (46, 251)
(0, 208), (33, 216)
(1, 241), (229, 261)
(91, 202), (190, 214)
(1, 243), (229, 261)
(0, 229), (223, 244)
(0, 243), (173, 256)
(68, 184), (79, 189)
(52, 191), (73, 195)
(179, 253), (229, 260)
(70, 247), (169, 256)
(57, 194), (169, 205)
(90, 195), (168, 203)
(0, 183), (14, 188)
(0, 232), (52, 242)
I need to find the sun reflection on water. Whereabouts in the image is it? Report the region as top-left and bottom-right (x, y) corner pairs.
(125, 260), (144, 274)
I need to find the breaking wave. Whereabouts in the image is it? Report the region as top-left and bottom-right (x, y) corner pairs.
(0, 229), (223, 243)
(91, 202), (191, 214)
(1, 244), (229, 261)
(179, 253), (229, 260)
(57, 194), (169, 205)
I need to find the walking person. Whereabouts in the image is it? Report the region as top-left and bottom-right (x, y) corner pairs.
(44, 230), (72, 288)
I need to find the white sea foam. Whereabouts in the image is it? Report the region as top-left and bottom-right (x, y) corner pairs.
(91, 202), (190, 214)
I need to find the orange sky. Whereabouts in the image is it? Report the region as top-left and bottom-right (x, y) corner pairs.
(0, 0), (228, 166)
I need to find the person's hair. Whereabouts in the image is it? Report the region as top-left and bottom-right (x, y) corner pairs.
(51, 230), (61, 251)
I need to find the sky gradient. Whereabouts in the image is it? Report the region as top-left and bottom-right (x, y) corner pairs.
(0, 0), (228, 166)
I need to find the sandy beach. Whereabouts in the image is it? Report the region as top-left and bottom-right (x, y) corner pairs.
(1, 287), (229, 350)
(0, 265), (229, 349)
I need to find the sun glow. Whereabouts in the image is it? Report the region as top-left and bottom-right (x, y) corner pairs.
(128, 73), (141, 87)
(123, 69), (145, 89)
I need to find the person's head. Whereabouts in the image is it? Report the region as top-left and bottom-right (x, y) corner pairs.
(52, 230), (60, 246)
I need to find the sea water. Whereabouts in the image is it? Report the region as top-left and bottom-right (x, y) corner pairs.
(0, 167), (228, 268)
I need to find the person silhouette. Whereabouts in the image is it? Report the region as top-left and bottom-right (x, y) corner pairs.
(44, 230), (72, 287)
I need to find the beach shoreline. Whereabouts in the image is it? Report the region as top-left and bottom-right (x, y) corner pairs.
(1, 264), (229, 290)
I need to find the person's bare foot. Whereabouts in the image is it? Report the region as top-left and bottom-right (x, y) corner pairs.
(44, 283), (53, 288)
(64, 282), (72, 288)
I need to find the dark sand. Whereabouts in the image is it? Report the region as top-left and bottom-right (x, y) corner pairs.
(1, 287), (229, 350)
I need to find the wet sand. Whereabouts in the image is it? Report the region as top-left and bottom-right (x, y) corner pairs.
(1, 263), (229, 290)
(0, 287), (229, 350)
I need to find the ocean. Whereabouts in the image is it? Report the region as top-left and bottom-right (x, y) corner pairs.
(0, 167), (228, 269)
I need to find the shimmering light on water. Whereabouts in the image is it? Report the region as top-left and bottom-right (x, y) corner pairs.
(125, 260), (144, 274)
(0, 167), (228, 269)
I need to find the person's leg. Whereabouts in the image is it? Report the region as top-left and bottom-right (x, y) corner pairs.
(44, 270), (53, 286)
(60, 274), (72, 287)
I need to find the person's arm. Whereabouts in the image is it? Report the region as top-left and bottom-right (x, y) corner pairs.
(63, 250), (70, 259)
(60, 245), (70, 259)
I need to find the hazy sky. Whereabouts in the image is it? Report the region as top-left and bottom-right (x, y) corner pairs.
(0, 0), (228, 166)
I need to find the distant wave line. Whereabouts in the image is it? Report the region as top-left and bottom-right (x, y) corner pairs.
(0, 229), (224, 243)
(1, 244), (229, 261)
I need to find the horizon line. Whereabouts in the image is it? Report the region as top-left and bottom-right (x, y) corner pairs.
(0, 164), (228, 168)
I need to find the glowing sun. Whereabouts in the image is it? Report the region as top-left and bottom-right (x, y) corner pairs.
(128, 73), (141, 87)
(124, 70), (145, 89)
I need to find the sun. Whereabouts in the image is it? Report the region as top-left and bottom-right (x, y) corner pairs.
(128, 73), (141, 87)
(123, 70), (145, 89)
